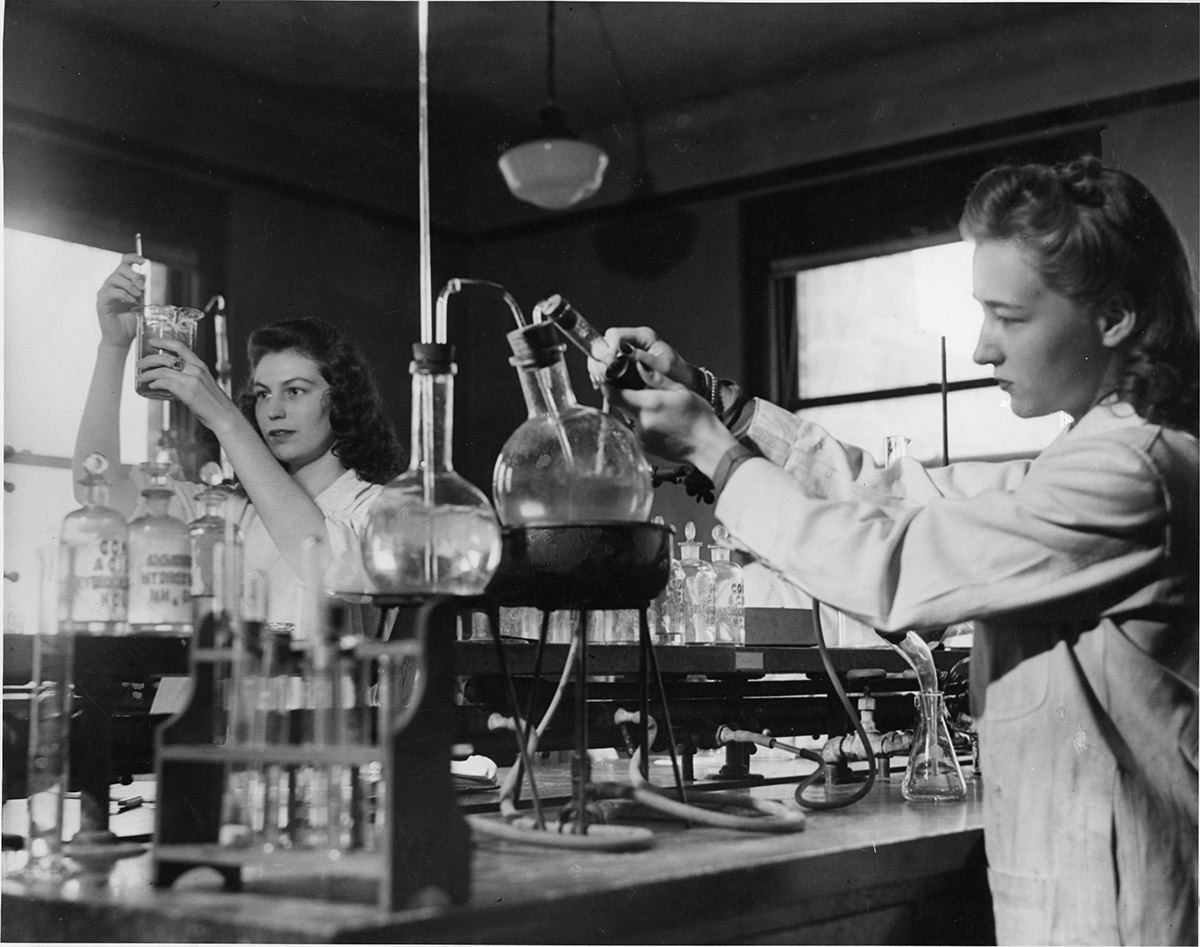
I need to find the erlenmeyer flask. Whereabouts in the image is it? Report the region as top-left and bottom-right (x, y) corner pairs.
(901, 691), (967, 802)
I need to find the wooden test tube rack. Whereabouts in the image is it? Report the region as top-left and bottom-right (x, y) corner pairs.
(151, 597), (470, 911)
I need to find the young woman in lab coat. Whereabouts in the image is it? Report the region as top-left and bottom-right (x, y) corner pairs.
(603, 157), (1198, 945)
(75, 259), (404, 640)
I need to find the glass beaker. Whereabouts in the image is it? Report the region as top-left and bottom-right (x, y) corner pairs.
(901, 691), (967, 802)
(134, 305), (204, 400)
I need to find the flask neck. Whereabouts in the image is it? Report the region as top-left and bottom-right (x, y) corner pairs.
(409, 368), (456, 474)
(139, 488), (174, 517)
(199, 495), (226, 519)
(516, 357), (579, 419)
(82, 481), (111, 510)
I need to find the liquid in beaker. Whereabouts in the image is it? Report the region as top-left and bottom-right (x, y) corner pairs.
(134, 305), (204, 400)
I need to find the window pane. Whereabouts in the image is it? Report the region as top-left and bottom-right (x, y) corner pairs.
(3, 464), (73, 634)
(795, 241), (985, 399)
(798, 388), (1068, 465)
(3, 229), (151, 462)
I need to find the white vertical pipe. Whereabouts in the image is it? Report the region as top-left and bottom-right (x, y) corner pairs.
(418, 0), (433, 343)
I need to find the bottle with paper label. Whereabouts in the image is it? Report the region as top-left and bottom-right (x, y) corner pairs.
(127, 453), (192, 634)
(708, 525), (745, 646)
(677, 521), (716, 645)
(59, 453), (128, 634)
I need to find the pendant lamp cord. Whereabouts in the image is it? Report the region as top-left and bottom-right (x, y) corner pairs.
(545, 2), (557, 105)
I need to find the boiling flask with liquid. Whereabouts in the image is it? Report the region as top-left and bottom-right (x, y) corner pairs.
(675, 522), (716, 645)
(127, 455), (193, 633)
(901, 691), (968, 802)
(492, 322), (652, 526)
(708, 525), (745, 646)
(363, 343), (502, 595)
(58, 453), (128, 634)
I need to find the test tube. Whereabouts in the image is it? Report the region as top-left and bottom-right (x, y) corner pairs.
(535, 295), (648, 390)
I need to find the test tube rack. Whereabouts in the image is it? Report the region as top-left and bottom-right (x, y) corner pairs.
(151, 596), (470, 911)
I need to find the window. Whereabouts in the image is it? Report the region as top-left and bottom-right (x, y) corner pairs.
(778, 239), (1065, 464)
(2, 229), (191, 634)
(740, 125), (1102, 465)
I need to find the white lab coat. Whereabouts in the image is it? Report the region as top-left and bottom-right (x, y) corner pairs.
(716, 396), (1198, 945)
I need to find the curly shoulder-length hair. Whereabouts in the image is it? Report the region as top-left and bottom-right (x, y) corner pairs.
(237, 318), (404, 483)
(960, 155), (1198, 435)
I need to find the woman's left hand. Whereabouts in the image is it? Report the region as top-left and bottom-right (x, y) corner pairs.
(604, 372), (738, 478)
(137, 338), (240, 431)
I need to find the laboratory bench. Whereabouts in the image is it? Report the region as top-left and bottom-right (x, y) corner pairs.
(2, 760), (993, 945)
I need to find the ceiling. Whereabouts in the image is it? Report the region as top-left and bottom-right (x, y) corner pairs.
(6, 1), (1177, 234)
(22, 1), (1071, 128)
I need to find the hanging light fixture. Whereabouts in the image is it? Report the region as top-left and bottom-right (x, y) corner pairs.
(498, 3), (608, 210)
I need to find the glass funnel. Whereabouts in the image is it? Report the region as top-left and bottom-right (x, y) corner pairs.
(492, 322), (652, 527)
(363, 343), (502, 596)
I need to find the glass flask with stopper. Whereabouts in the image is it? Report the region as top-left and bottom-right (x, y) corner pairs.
(708, 525), (745, 646)
(672, 521), (716, 645)
(59, 453), (128, 634)
(363, 343), (502, 595)
(127, 453), (193, 634)
(493, 322), (652, 527)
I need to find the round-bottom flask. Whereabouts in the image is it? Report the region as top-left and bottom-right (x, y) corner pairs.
(364, 344), (502, 596)
(492, 322), (652, 527)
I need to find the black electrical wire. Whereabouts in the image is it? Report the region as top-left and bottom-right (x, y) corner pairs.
(792, 601), (878, 810)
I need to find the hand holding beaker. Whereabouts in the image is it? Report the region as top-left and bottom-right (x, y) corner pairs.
(133, 307), (204, 401)
(135, 338), (237, 428)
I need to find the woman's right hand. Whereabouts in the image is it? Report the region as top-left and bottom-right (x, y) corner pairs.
(95, 253), (145, 348)
(597, 326), (703, 393)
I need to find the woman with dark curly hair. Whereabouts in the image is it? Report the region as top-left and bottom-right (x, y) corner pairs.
(235, 318), (403, 485)
(600, 156), (1197, 944)
(75, 275), (403, 640)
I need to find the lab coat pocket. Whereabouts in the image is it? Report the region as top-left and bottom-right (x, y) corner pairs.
(981, 649), (1051, 722)
(987, 867), (1048, 946)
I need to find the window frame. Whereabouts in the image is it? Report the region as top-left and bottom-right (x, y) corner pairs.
(739, 125), (1106, 428)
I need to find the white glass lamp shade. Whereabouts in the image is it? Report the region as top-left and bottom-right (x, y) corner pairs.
(498, 137), (609, 210)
